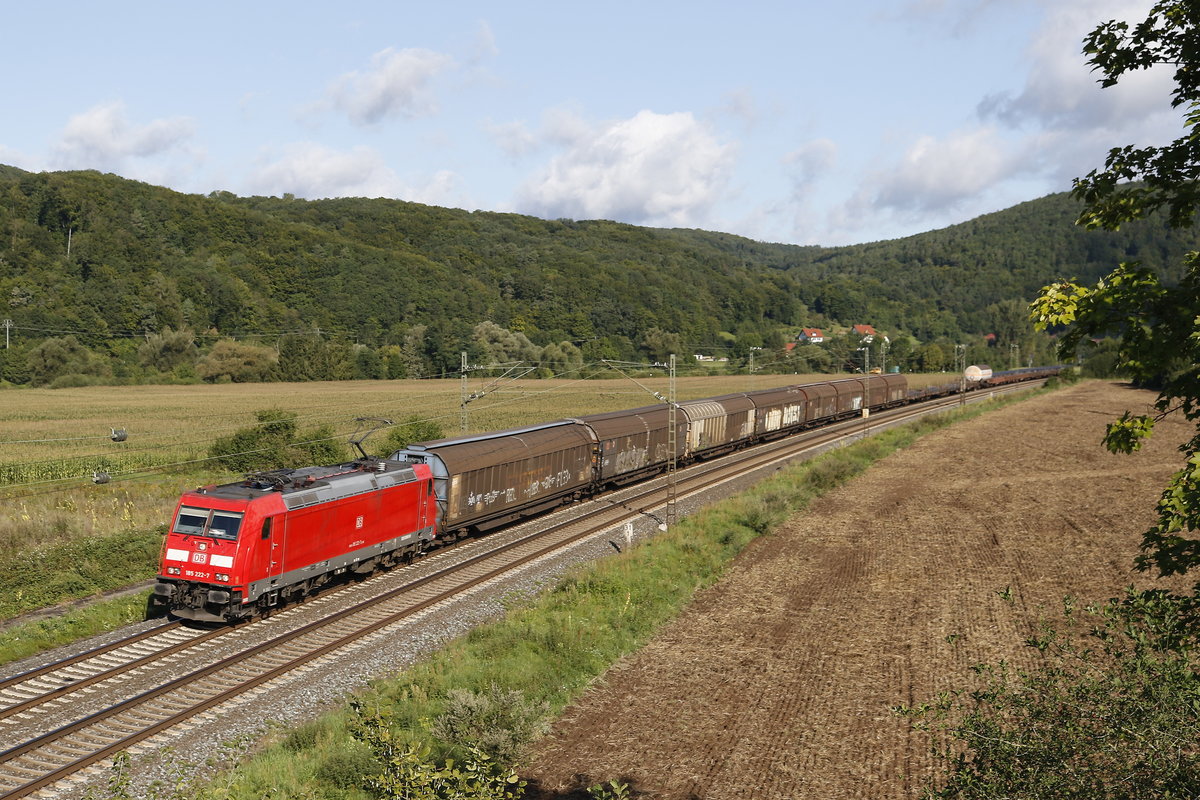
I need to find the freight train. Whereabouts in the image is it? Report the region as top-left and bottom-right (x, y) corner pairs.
(152, 367), (1060, 622)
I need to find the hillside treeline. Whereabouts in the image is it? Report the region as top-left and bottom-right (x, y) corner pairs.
(0, 165), (1192, 385)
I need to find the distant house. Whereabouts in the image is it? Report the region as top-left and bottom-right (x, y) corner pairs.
(983, 333), (997, 344)
(784, 342), (796, 352)
(693, 354), (716, 362)
(852, 324), (877, 337)
(797, 328), (824, 343)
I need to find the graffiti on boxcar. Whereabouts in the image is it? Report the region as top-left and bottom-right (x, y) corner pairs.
(525, 469), (574, 498)
(612, 446), (649, 473)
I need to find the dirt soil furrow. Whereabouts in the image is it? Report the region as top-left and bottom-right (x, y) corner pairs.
(524, 381), (1191, 799)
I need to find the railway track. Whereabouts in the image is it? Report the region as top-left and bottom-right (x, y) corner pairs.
(0, 380), (1040, 798)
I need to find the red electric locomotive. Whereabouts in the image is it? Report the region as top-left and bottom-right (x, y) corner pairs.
(152, 457), (437, 622)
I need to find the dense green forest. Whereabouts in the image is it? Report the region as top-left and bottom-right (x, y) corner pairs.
(0, 165), (1193, 385)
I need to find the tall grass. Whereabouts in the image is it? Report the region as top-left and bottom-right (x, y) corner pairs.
(0, 592), (153, 666)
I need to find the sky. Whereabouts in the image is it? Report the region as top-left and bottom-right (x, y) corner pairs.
(0, 0), (1181, 246)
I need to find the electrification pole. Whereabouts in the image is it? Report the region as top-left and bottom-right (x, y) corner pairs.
(666, 353), (677, 529)
(460, 352), (469, 432)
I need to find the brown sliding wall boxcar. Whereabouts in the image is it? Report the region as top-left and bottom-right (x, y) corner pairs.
(576, 404), (688, 488)
(745, 385), (807, 440)
(678, 393), (756, 458)
(391, 421), (596, 536)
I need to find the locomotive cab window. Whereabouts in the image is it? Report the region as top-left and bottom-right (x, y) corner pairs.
(172, 507), (244, 541)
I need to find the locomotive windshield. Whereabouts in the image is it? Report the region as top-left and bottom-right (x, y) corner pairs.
(172, 507), (244, 541)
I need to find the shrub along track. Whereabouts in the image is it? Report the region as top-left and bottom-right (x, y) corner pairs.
(523, 381), (1192, 799)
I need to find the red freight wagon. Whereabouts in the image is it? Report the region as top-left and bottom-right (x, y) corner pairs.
(153, 460), (436, 622)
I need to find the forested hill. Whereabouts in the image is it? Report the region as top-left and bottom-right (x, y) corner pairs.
(0, 165), (1195, 376)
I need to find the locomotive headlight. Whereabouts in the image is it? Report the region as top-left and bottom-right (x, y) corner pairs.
(167, 567), (181, 575)
(215, 573), (230, 582)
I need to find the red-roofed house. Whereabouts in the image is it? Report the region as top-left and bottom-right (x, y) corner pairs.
(852, 324), (877, 337)
(797, 328), (824, 343)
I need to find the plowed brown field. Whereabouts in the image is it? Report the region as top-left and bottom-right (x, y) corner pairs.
(523, 381), (1191, 799)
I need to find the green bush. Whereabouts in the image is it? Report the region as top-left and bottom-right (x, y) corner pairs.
(208, 409), (346, 472)
(378, 415), (446, 456)
(429, 685), (550, 765)
(312, 743), (378, 790)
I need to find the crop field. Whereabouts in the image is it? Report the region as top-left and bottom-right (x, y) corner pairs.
(0, 372), (957, 578)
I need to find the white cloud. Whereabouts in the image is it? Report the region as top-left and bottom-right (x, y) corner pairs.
(515, 110), (735, 228)
(0, 143), (35, 171)
(820, 0), (1177, 244)
(248, 143), (401, 197)
(52, 102), (195, 169)
(818, 126), (1020, 243)
(246, 142), (470, 207)
(980, 0), (1171, 131)
(326, 47), (455, 125)
(863, 127), (1014, 216)
(716, 88), (759, 130)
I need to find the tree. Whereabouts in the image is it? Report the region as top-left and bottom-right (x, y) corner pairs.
(26, 335), (111, 386)
(137, 326), (196, 373)
(917, 342), (946, 372)
(208, 409), (344, 472)
(538, 340), (583, 376)
(900, 591), (1200, 799)
(377, 415), (445, 456)
(195, 339), (277, 383)
(472, 321), (541, 366)
(1033, 0), (1200, 586)
(639, 327), (683, 363)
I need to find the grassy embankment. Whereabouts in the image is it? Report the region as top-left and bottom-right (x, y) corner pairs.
(0, 374), (958, 665)
(132, 384), (1061, 800)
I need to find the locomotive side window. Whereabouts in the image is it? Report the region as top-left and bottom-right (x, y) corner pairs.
(208, 511), (243, 540)
(171, 507), (244, 540)
(173, 507), (210, 535)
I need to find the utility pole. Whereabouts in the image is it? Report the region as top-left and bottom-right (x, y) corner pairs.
(666, 354), (677, 529)
(955, 344), (967, 406)
(460, 352), (469, 432)
(2, 319), (10, 349)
